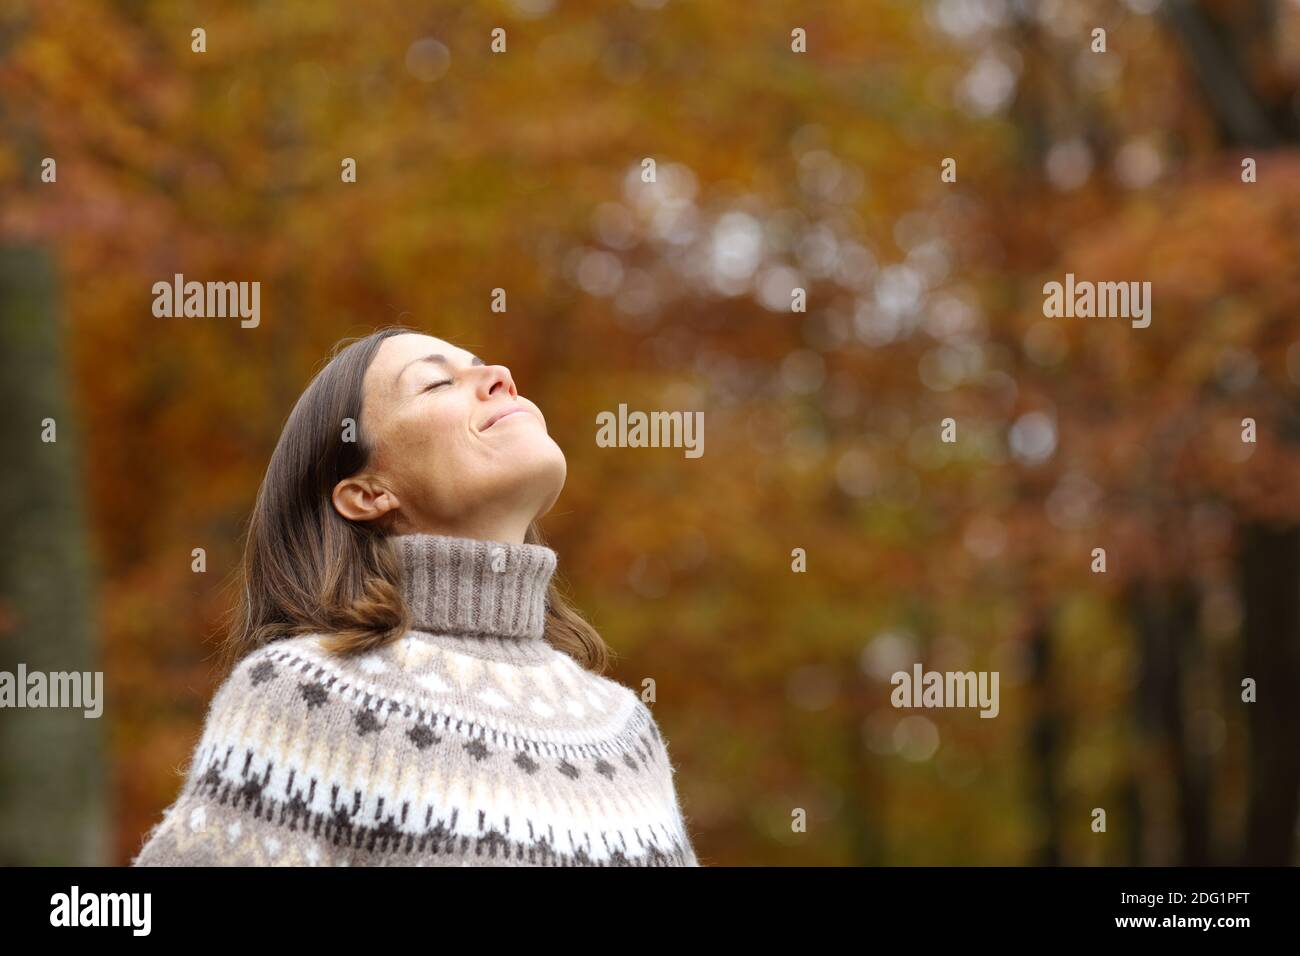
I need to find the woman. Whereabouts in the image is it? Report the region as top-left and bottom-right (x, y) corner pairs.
(132, 326), (700, 866)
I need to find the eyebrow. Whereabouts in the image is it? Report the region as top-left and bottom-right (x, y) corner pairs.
(395, 352), (484, 385)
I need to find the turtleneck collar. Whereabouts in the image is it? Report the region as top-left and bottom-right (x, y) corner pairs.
(389, 533), (557, 652)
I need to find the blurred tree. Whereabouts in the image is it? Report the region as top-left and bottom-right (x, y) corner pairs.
(0, 245), (107, 865)
(983, 0), (1300, 865)
(1162, 0), (1300, 864)
(1, 0), (1297, 866)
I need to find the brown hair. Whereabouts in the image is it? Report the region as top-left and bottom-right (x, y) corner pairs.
(211, 325), (609, 683)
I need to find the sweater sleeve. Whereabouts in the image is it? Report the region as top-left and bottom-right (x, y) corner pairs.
(130, 652), (267, 867)
(640, 701), (703, 867)
(130, 788), (228, 866)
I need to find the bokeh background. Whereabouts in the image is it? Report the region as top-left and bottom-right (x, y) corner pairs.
(3, 0), (1300, 866)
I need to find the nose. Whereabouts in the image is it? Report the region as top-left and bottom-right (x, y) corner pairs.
(477, 364), (517, 401)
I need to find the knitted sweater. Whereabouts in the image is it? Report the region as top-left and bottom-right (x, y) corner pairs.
(131, 533), (700, 866)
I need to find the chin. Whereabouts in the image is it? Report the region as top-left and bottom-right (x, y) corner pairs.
(514, 431), (565, 468)
(501, 437), (567, 507)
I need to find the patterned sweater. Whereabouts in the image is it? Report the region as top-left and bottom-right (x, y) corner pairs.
(132, 533), (700, 866)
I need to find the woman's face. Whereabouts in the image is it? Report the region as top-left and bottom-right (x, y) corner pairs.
(336, 333), (566, 538)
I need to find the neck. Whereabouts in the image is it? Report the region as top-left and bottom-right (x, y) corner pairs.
(388, 532), (557, 646)
(395, 504), (539, 546)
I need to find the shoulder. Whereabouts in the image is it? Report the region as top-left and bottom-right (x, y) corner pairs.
(221, 641), (293, 690)
(201, 638), (315, 720)
(549, 658), (672, 740)
(587, 672), (674, 747)
(575, 662), (657, 719)
(179, 637), (343, 782)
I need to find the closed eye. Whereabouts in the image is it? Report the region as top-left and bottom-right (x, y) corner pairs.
(423, 379), (452, 392)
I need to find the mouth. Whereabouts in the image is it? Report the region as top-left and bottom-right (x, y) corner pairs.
(479, 405), (531, 431)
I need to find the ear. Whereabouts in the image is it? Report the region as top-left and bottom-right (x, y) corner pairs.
(332, 475), (400, 523)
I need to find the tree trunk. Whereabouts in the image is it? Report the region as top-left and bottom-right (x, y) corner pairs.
(0, 245), (107, 865)
(1127, 574), (1212, 865)
(1025, 604), (1062, 865)
(1238, 518), (1300, 864)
